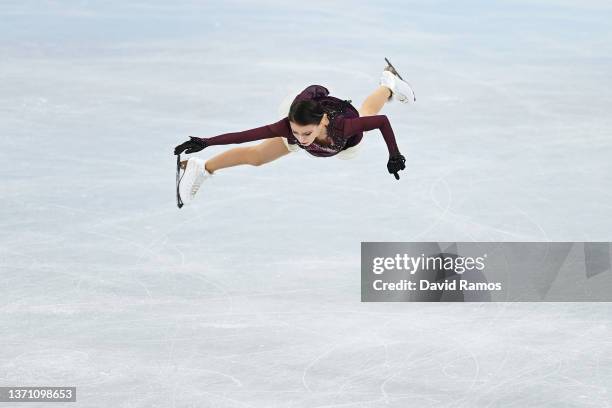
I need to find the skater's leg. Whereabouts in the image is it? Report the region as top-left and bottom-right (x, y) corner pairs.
(358, 86), (392, 117)
(201, 137), (290, 174)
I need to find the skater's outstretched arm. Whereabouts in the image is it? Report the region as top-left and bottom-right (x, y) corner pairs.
(342, 115), (400, 157)
(343, 115), (406, 180)
(174, 119), (290, 155)
(200, 119), (289, 146)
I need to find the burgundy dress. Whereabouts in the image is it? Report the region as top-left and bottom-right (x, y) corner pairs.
(196, 85), (401, 158)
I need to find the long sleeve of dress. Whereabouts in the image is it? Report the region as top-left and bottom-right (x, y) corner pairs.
(342, 115), (401, 156)
(195, 118), (290, 146)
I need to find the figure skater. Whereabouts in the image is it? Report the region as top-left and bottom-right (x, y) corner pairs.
(173, 59), (415, 207)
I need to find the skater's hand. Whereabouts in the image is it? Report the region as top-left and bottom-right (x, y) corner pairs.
(174, 137), (208, 155)
(387, 154), (406, 180)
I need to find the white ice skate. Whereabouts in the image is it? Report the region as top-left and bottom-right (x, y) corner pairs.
(177, 157), (212, 206)
(379, 58), (416, 104)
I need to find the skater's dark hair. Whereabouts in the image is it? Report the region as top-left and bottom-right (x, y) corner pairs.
(288, 100), (324, 126)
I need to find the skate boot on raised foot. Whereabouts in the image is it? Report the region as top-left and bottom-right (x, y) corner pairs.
(178, 157), (213, 206)
(379, 57), (416, 104)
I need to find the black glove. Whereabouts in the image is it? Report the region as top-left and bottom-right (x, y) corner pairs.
(174, 137), (208, 155)
(387, 154), (406, 180)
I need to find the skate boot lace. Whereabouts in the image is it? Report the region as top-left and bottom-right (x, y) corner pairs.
(190, 170), (208, 197)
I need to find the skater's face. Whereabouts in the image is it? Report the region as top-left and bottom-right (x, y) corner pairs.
(289, 123), (317, 146)
(289, 115), (327, 147)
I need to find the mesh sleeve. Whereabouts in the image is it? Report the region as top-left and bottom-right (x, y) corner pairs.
(341, 115), (401, 156)
(196, 118), (290, 146)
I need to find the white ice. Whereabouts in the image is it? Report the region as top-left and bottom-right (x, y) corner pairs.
(1, 0), (612, 407)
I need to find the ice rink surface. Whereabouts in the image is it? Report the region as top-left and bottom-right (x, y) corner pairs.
(1, 0), (612, 406)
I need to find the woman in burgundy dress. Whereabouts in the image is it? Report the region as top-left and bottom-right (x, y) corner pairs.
(174, 60), (416, 207)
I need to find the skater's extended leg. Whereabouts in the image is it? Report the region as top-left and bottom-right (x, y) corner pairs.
(177, 137), (290, 205)
(359, 86), (392, 117)
(194, 136), (290, 174)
